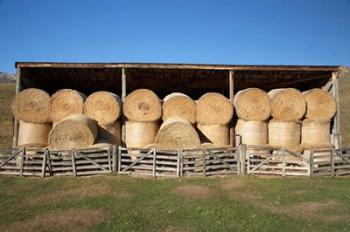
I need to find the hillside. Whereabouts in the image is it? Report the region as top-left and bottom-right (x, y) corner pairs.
(0, 84), (15, 148)
(0, 72), (15, 83)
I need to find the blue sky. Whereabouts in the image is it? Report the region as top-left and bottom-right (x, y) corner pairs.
(0, 0), (349, 73)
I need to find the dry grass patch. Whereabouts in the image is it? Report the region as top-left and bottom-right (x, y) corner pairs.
(25, 184), (130, 206)
(173, 185), (213, 200)
(0, 209), (105, 232)
(220, 178), (262, 201)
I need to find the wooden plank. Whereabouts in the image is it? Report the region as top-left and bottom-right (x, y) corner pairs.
(107, 147), (112, 171)
(229, 70), (234, 147)
(12, 67), (21, 148)
(15, 62), (339, 72)
(332, 72), (341, 149)
(0, 149), (22, 168)
(71, 150), (77, 176)
(41, 150), (47, 178)
(239, 145), (246, 175)
(19, 148), (25, 176)
(112, 145), (117, 173)
(153, 149), (156, 177)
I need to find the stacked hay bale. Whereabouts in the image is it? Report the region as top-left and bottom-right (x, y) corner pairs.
(196, 93), (233, 147)
(11, 88), (52, 149)
(49, 114), (97, 149)
(302, 89), (336, 160)
(84, 91), (122, 146)
(123, 89), (161, 148)
(234, 88), (270, 146)
(268, 88), (305, 152)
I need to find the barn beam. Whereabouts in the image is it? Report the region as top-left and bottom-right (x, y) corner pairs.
(229, 70), (235, 147)
(12, 67), (21, 148)
(331, 72), (341, 149)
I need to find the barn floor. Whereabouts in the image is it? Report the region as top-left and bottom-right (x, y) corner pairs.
(0, 175), (350, 232)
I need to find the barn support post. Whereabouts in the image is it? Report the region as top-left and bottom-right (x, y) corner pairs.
(41, 149), (48, 178)
(112, 145), (117, 173)
(238, 144), (246, 175)
(331, 72), (341, 149)
(229, 70), (235, 147)
(12, 67), (21, 148)
(121, 68), (127, 146)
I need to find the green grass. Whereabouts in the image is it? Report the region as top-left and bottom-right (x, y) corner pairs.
(0, 83), (15, 148)
(0, 175), (350, 231)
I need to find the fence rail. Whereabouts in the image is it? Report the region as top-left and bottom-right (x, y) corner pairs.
(1, 146), (350, 178)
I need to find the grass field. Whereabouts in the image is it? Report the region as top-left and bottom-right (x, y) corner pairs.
(1, 175), (350, 232)
(1, 82), (350, 231)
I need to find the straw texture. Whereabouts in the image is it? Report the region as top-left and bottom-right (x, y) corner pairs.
(269, 88), (306, 121)
(268, 120), (301, 147)
(49, 114), (97, 149)
(196, 92), (233, 125)
(50, 89), (85, 122)
(18, 120), (51, 148)
(125, 121), (159, 148)
(155, 117), (200, 149)
(162, 93), (196, 124)
(301, 119), (331, 146)
(303, 88), (336, 120)
(11, 88), (51, 123)
(123, 89), (161, 121)
(234, 88), (270, 121)
(197, 124), (229, 146)
(235, 119), (267, 145)
(84, 91), (121, 125)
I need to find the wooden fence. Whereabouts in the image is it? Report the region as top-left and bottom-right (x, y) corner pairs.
(1, 146), (350, 177)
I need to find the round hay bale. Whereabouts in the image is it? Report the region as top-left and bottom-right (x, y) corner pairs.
(234, 88), (270, 121)
(11, 88), (51, 123)
(197, 124), (229, 146)
(89, 142), (113, 150)
(49, 114), (97, 149)
(269, 88), (306, 121)
(125, 121), (159, 148)
(162, 93), (196, 124)
(123, 89), (161, 121)
(18, 120), (51, 148)
(303, 88), (336, 120)
(84, 91), (121, 124)
(268, 120), (301, 147)
(97, 121), (121, 145)
(235, 119), (267, 145)
(50, 89), (86, 123)
(155, 117), (200, 149)
(301, 119), (331, 146)
(197, 92), (233, 125)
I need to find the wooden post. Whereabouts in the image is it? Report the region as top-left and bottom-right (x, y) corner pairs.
(229, 70), (235, 147)
(203, 149), (207, 176)
(112, 145), (117, 173)
(121, 68), (127, 146)
(19, 147), (25, 176)
(13, 67), (21, 148)
(179, 149), (183, 177)
(282, 151), (286, 177)
(239, 144), (246, 175)
(331, 72), (341, 149)
(309, 150), (314, 176)
(107, 147), (112, 172)
(117, 146), (122, 173)
(41, 149), (48, 178)
(152, 149), (156, 177)
(331, 148), (335, 177)
(71, 150), (77, 176)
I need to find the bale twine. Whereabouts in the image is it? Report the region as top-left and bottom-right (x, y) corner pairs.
(50, 89), (86, 123)
(268, 120), (301, 147)
(155, 117), (201, 149)
(301, 119), (331, 146)
(303, 88), (336, 120)
(11, 88), (51, 123)
(235, 119), (267, 145)
(97, 121), (121, 145)
(197, 124), (229, 146)
(49, 114), (97, 149)
(197, 92), (233, 125)
(18, 120), (52, 148)
(123, 89), (161, 121)
(234, 88), (270, 121)
(84, 91), (121, 125)
(125, 121), (159, 148)
(269, 88), (306, 121)
(162, 93), (196, 124)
